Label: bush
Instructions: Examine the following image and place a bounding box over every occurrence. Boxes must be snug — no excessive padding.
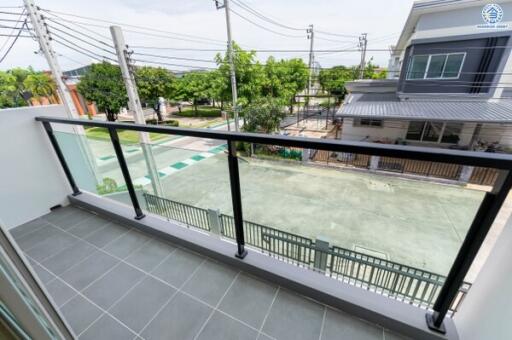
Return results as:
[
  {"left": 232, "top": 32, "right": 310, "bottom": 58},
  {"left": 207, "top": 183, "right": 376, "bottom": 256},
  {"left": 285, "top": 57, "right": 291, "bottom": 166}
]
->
[
  {"left": 146, "top": 119, "right": 179, "bottom": 127},
  {"left": 174, "top": 106, "right": 221, "bottom": 118}
]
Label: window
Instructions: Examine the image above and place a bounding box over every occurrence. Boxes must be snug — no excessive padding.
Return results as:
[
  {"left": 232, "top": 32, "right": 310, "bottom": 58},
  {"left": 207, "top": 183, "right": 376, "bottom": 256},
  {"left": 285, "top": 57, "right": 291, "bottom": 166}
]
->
[
  {"left": 406, "top": 121, "right": 463, "bottom": 144},
  {"left": 353, "top": 118, "right": 383, "bottom": 128},
  {"left": 406, "top": 53, "right": 465, "bottom": 80}
]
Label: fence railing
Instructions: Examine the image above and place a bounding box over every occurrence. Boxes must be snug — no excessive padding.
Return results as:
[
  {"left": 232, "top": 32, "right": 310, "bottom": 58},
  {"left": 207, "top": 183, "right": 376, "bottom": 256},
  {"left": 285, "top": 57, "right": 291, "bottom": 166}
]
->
[
  {"left": 143, "top": 193, "right": 469, "bottom": 314},
  {"left": 37, "top": 115, "right": 512, "bottom": 332}
]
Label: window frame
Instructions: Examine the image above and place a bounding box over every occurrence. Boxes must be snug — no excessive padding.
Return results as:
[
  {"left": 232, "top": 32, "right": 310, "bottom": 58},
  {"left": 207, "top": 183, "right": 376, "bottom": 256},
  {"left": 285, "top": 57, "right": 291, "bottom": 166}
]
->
[
  {"left": 405, "top": 121, "right": 463, "bottom": 144},
  {"left": 406, "top": 52, "right": 466, "bottom": 80},
  {"left": 353, "top": 118, "right": 384, "bottom": 128}
]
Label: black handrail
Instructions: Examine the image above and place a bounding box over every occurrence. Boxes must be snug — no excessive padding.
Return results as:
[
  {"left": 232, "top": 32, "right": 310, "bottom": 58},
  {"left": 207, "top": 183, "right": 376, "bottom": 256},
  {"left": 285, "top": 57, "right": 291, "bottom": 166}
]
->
[{"left": 35, "top": 115, "right": 512, "bottom": 334}]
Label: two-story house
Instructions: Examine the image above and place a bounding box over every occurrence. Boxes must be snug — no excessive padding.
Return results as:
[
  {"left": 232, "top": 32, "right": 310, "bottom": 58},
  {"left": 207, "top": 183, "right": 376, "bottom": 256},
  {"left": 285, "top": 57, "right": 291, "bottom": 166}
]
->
[{"left": 338, "top": 0, "right": 512, "bottom": 152}]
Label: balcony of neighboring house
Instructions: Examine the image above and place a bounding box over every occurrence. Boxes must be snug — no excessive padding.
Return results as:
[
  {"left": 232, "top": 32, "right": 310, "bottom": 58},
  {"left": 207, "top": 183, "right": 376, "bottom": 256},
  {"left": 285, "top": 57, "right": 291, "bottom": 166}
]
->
[{"left": 2, "top": 104, "right": 512, "bottom": 340}]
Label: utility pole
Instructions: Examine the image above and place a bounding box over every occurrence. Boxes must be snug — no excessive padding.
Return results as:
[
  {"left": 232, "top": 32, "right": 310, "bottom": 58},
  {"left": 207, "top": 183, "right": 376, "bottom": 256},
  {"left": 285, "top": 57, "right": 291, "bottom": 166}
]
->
[
  {"left": 216, "top": 0, "right": 239, "bottom": 131},
  {"left": 23, "top": 0, "right": 79, "bottom": 119},
  {"left": 110, "top": 26, "right": 163, "bottom": 197},
  {"left": 358, "top": 33, "right": 368, "bottom": 79},
  {"left": 307, "top": 24, "right": 315, "bottom": 102}
]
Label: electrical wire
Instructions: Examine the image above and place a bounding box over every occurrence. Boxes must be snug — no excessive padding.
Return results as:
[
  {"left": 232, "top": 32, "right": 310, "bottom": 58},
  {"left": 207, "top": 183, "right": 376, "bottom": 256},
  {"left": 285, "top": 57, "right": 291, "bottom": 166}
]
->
[
  {"left": 42, "top": 12, "right": 112, "bottom": 40},
  {"left": 132, "top": 52, "right": 217, "bottom": 64},
  {"left": 230, "top": 0, "right": 305, "bottom": 31},
  {"left": 52, "top": 37, "right": 117, "bottom": 63},
  {"left": 131, "top": 58, "right": 217, "bottom": 70},
  {"left": 43, "top": 16, "right": 114, "bottom": 48},
  {"left": 229, "top": 8, "right": 305, "bottom": 38},
  {"left": 0, "top": 18, "right": 27, "bottom": 63},
  {"left": 0, "top": 9, "right": 25, "bottom": 56},
  {"left": 40, "top": 8, "right": 226, "bottom": 44},
  {"left": 46, "top": 24, "right": 116, "bottom": 55}
]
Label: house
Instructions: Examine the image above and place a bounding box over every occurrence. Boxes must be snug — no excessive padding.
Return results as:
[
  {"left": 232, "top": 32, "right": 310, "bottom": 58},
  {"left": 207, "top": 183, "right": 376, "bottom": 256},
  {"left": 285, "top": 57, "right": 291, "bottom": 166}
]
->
[{"left": 338, "top": 0, "right": 512, "bottom": 151}]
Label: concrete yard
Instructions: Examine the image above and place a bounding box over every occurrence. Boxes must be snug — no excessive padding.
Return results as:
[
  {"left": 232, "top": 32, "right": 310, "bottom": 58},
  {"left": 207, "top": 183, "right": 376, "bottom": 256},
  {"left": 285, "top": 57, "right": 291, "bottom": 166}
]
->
[{"left": 153, "top": 152, "right": 483, "bottom": 276}]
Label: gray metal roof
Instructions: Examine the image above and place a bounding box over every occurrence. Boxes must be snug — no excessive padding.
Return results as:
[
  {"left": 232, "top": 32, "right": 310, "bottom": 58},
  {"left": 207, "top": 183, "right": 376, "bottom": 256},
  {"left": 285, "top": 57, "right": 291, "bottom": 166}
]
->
[{"left": 337, "top": 93, "right": 512, "bottom": 123}]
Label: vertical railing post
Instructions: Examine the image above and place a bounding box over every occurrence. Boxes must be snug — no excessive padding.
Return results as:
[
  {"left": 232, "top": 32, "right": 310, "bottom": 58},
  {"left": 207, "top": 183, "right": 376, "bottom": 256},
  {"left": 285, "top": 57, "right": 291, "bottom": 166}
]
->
[
  {"left": 227, "top": 140, "right": 247, "bottom": 259},
  {"left": 426, "top": 170, "right": 512, "bottom": 333},
  {"left": 108, "top": 128, "right": 145, "bottom": 220},
  {"left": 42, "top": 121, "right": 81, "bottom": 196}
]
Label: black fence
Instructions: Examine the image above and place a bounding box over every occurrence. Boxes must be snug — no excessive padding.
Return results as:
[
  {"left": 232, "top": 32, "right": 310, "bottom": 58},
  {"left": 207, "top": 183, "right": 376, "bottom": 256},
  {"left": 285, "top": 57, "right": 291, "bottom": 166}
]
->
[
  {"left": 143, "top": 193, "right": 469, "bottom": 314},
  {"left": 38, "top": 115, "right": 512, "bottom": 332}
]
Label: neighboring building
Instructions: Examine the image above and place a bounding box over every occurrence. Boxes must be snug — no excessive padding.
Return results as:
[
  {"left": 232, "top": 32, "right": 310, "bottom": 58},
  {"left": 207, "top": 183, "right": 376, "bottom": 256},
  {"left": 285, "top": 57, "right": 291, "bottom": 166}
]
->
[
  {"left": 338, "top": 0, "right": 512, "bottom": 151},
  {"left": 62, "top": 65, "right": 98, "bottom": 116}
]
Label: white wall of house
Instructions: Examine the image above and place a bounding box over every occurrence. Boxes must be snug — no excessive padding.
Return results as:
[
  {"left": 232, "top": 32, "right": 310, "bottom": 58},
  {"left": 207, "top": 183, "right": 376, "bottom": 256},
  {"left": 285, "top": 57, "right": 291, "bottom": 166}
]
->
[
  {"left": 454, "top": 213, "right": 512, "bottom": 340},
  {"left": 0, "top": 105, "right": 73, "bottom": 229},
  {"left": 340, "top": 119, "right": 408, "bottom": 142},
  {"left": 459, "top": 122, "right": 477, "bottom": 146},
  {"left": 479, "top": 123, "right": 512, "bottom": 146}
]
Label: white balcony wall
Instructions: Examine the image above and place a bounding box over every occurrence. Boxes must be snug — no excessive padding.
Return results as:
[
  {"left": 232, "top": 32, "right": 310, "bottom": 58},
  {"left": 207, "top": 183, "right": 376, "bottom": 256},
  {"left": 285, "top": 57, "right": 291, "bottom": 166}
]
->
[
  {"left": 0, "top": 105, "right": 75, "bottom": 228},
  {"left": 455, "top": 213, "right": 512, "bottom": 340},
  {"left": 340, "top": 119, "right": 408, "bottom": 142}
]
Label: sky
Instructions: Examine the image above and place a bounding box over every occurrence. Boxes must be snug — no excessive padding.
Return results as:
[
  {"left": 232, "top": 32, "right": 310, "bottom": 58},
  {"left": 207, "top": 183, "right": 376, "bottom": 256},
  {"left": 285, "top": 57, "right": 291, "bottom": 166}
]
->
[{"left": 0, "top": 0, "right": 415, "bottom": 72}]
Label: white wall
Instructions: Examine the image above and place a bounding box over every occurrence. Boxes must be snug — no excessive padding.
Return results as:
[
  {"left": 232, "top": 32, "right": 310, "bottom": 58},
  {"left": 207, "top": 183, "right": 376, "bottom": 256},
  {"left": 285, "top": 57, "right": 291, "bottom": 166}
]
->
[
  {"left": 340, "top": 119, "right": 408, "bottom": 142},
  {"left": 479, "top": 123, "right": 512, "bottom": 146},
  {"left": 454, "top": 213, "right": 512, "bottom": 340},
  {"left": 0, "top": 105, "right": 71, "bottom": 229}
]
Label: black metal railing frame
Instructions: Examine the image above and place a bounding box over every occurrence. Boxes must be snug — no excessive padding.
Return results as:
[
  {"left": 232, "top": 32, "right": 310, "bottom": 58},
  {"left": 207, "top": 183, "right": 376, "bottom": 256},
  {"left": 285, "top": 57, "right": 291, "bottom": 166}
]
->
[{"left": 36, "top": 116, "right": 512, "bottom": 334}]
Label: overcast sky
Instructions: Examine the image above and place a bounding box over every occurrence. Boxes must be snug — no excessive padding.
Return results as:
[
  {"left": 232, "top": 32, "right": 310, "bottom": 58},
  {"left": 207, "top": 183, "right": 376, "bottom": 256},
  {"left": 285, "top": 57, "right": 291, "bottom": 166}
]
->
[{"left": 0, "top": 0, "right": 414, "bottom": 72}]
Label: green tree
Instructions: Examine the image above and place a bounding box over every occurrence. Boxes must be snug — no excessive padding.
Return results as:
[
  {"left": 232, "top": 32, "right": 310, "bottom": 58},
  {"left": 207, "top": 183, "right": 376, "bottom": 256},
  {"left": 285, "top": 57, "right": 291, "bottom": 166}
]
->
[
  {"left": 175, "top": 71, "right": 211, "bottom": 115},
  {"left": 215, "top": 43, "right": 266, "bottom": 107},
  {"left": 135, "top": 66, "right": 176, "bottom": 105},
  {"left": 242, "top": 97, "right": 286, "bottom": 134},
  {"left": 77, "top": 62, "right": 127, "bottom": 121},
  {"left": 262, "top": 57, "right": 309, "bottom": 113},
  {"left": 0, "top": 71, "right": 17, "bottom": 108},
  {"left": 318, "top": 65, "right": 357, "bottom": 100},
  {"left": 23, "top": 72, "right": 57, "bottom": 102},
  {"left": 8, "top": 67, "right": 35, "bottom": 106}
]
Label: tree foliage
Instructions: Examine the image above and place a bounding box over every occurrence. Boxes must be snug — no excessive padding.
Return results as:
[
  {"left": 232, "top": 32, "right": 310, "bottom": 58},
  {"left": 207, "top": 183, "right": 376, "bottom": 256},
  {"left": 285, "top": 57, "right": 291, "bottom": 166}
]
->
[
  {"left": 135, "top": 66, "right": 176, "bottom": 105},
  {"left": 0, "top": 67, "right": 58, "bottom": 108},
  {"left": 175, "top": 72, "right": 211, "bottom": 114},
  {"left": 242, "top": 97, "right": 286, "bottom": 134},
  {"left": 23, "top": 72, "right": 57, "bottom": 99},
  {"left": 77, "top": 62, "right": 127, "bottom": 121}
]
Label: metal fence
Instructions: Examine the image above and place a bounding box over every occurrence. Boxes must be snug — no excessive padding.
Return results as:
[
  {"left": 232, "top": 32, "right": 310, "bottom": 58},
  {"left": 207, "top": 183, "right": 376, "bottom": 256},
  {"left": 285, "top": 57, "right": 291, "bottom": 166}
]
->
[
  {"left": 143, "top": 193, "right": 469, "bottom": 314},
  {"left": 143, "top": 192, "right": 210, "bottom": 231}
]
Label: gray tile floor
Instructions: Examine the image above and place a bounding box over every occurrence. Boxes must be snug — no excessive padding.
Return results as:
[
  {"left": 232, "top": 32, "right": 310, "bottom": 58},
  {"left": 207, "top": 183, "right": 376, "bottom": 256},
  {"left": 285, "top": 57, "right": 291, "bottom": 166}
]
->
[{"left": 11, "top": 205, "right": 411, "bottom": 340}]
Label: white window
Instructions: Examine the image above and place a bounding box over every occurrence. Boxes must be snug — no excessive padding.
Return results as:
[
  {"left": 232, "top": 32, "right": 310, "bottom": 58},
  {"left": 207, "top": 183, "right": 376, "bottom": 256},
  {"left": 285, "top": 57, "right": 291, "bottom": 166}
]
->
[{"left": 406, "top": 53, "right": 466, "bottom": 80}]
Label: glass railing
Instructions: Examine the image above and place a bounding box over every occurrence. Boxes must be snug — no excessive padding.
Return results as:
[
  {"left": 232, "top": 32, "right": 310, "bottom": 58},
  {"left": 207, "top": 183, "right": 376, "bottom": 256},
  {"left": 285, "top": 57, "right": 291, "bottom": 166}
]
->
[{"left": 37, "top": 116, "right": 512, "bottom": 334}]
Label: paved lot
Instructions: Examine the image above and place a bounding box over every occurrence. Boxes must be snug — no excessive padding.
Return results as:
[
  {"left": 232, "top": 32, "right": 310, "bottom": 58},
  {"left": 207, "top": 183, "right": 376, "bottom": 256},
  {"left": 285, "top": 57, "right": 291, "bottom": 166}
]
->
[{"left": 154, "top": 154, "right": 484, "bottom": 276}]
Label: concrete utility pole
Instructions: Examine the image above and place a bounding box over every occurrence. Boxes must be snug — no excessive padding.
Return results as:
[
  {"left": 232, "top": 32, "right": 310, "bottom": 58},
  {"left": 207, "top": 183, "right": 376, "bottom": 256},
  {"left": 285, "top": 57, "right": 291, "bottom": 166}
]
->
[
  {"left": 23, "top": 0, "right": 79, "bottom": 119},
  {"left": 358, "top": 33, "right": 368, "bottom": 79},
  {"left": 307, "top": 24, "right": 315, "bottom": 100},
  {"left": 110, "top": 26, "right": 163, "bottom": 197},
  {"left": 216, "top": 0, "right": 239, "bottom": 131}
]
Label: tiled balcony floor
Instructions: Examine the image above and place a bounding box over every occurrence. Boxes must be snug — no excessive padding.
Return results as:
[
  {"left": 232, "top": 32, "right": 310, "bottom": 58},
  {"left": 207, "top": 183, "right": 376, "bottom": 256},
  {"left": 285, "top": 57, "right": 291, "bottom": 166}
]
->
[{"left": 11, "top": 205, "right": 409, "bottom": 340}]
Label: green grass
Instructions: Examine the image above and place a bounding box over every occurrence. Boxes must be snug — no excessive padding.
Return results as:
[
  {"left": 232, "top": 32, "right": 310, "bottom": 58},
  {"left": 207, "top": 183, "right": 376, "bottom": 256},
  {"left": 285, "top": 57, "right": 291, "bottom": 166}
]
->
[
  {"left": 85, "top": 127, "right": 167, "bottom": 144},
  {"left": 175, "top": 106, "right": 222, "bottom": 118}
]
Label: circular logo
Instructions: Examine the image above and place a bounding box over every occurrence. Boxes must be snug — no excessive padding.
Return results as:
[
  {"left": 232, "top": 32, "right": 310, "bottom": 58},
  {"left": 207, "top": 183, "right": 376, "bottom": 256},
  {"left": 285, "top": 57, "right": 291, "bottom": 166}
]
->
[{"left": 482, "top": 3, "right": 504, "bottom": 24}]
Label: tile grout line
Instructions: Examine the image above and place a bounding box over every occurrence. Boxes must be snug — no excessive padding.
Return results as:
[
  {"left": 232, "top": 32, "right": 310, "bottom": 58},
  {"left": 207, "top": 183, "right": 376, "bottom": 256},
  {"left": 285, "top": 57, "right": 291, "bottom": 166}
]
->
[
  {"left": 317, "top": 306, "right": 327, "bottom": 340},
  {"left": 192, "top": 271, "right": 241, "bottom": 340},
  {"left": 256, "top": 286, "right": 280, "bottom": 340},
  {"left": 137, "top": 258, "right": 208, "bottom": 339}
]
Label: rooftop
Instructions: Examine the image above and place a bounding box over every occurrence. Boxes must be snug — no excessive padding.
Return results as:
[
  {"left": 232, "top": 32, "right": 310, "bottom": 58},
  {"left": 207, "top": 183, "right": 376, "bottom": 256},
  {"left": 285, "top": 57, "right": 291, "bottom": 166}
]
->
[
  {"left": 338, "top": 92, "right": 512, "bottom": 123},
  {"left": 12, "top": 205, "right": 408, "bottom": 340}
]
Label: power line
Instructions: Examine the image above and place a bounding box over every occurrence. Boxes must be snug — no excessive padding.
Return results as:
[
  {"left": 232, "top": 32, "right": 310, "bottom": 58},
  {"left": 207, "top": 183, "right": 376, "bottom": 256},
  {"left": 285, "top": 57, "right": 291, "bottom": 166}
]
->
[
  {"left": 44, "top": 16, "right": 114, "bottom": 48},
  {"left": 315, "top": 29, "right": 360, "bottom": 38},
  {"left": 132, "top": 52, "right": 217, "bottom": 64},
  {"left": 46, "top": 23, "right": 116, "bottom": 55},
  {"left": 0, "top": 18, "right": 27, "bottom": 64},
  {"left": 131, "top": 58, "right": 217, "bottom": 71},
  {"left": 0, "top": 9, "right": 26, "bottom": 56},
  {"left": 52, "top": 37, "right": 117, "bottom": 63},
  {"left": 40, "top": 8, "right": 226, "bottom": 44},
  {"left": 229, "top": 7, "right": 305, "bottom": 38},
  {"left": 230, "top": 0, "right": 305, "bottom": 31},
  {"left": 42, "top": 12, "right": 112, "bottom": 40}
]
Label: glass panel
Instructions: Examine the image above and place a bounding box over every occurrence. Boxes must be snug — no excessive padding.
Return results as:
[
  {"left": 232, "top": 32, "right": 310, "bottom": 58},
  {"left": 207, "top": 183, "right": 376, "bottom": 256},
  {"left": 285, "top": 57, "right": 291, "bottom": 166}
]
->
[
  {"left": 241, "top": 143, "right": 485, "bottom": 311},
  {"left": 443, "top": 53, "right": 465, "bottom": 78},
  {"left": 407, "top": 55, "right": 428, "bottom": 79},
  {"left": 426, "top": 55, "right": 447, "bottom": 79},
  {"left": 422, "top": 121, "right": 443, "bottom": 142},
  {"left": 406, "top": 121, "right": 425, "bottom": 140},
  {"left": 441, "top": 123, "right": 463, "bottom": 143},
  {"left": 132, "top": 137, "right": 233, "bottom": 233},
  {"left": 53, "top": 128, "right": 132, "bottom": 207}
]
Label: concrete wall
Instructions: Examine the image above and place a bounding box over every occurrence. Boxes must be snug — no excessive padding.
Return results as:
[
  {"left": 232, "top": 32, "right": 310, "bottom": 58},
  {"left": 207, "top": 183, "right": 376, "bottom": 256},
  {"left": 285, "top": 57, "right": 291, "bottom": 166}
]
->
[
  {"left": 0, "top": 105, "right": 72, "bottom": 228},
  {"left": 454, "top": 214, "right": 512, "bottom": 340},
  {"left": 340, "top": 119, "right": 408, "bottom": 142}
]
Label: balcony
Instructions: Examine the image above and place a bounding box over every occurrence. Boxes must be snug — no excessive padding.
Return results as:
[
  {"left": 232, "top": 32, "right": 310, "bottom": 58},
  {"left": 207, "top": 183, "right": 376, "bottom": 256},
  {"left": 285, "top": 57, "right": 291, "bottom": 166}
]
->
[
  {"left": 11, "top": 205, "right": 408, "bottom": 340},
  {"left": 2, "top": 105, "right": 512, "bottom": 340}
]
